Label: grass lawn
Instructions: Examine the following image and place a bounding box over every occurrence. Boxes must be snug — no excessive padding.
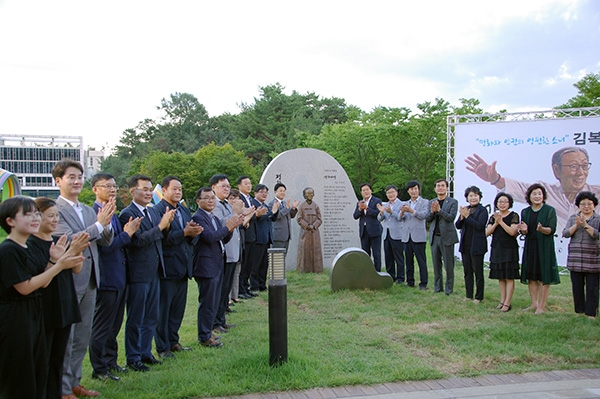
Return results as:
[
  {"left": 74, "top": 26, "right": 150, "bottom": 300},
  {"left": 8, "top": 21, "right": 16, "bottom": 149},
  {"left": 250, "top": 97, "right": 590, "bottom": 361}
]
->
[{"left": 78, "top": 260, "right": 600, "bottom": 399}]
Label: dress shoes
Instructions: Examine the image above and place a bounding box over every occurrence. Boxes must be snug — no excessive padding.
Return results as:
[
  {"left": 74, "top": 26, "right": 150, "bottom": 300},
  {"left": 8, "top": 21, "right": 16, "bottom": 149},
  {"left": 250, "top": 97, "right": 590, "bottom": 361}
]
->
[
  {"left": 109, "top": 364, "right": 129, "bottom": 374},
  {"left": 213, "top": 325, "right": 229, "bottom": 333},
  {"left": 141, "top": 355, "right": 163, "bottom": 365},
  {"left": 92, "top": 370, "right": 120, "bottom": 381},
  {"left": 226, "top": 307, "right": 237, "bottom": 313},
  {"left": 248, "top": 291, "right": 259, "bottom": 297},
  {"left": 72, "top": 385, "right": 100, "bottom": 397},
  {"left": 212, "top": 334, "right": 221, "bottom": 340},
  {"left": 238, "top": 293, "right": 253, "bottom": 299},
  {"left": 231, "top": 298, "right": 244, "bottom": 303},
  {"left": 127, "top": 361, "right": 150, "bottom": 372},
  {"left": 201, "top": 337, "right": 223, "bottom": 347},
  {"left": 158, "top": 350, "right": 175, "bottom": 359},
  {"left": 223, "top": 323, "right": 237, "bottom": 329},
  {"left": 171, "top": 343, "right": 193, "bottom": 352}
]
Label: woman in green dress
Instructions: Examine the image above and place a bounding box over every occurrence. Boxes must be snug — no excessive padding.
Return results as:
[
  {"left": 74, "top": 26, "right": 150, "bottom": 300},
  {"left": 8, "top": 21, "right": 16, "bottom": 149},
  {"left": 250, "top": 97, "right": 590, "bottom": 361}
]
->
[{"left": 518, "top": 183, "right": 560, "bottom": 314}]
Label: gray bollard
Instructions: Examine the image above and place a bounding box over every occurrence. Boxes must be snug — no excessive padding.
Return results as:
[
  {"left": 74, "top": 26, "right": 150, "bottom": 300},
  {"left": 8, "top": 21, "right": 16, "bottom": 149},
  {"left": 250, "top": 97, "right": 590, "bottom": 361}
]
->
[{"left": 268, "top": 248, "right": 287, "bottom": 366}]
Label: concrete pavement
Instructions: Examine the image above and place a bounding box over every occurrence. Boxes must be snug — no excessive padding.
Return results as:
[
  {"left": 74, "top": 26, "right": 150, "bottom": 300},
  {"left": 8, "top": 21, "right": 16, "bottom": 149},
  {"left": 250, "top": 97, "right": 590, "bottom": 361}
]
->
[{"left": 218, "top": 368, "right": 600, "bottom": 399}]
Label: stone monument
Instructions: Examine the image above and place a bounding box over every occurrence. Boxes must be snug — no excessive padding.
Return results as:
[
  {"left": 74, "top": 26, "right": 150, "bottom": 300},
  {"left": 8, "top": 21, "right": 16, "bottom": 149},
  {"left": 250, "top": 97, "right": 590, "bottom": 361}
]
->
[
  {"left": 330, "top": 248, "right": 394, "bottom": 291},
  {"left": 261, "top": 148, "right": 360, "bottom": 270}
]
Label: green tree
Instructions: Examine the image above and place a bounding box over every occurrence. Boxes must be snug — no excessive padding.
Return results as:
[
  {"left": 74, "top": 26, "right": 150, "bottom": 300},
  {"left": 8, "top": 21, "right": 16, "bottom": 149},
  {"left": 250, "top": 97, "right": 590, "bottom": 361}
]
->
[
  {"left": 301, "top": 98, "right": 472, "bottom": 199},
  {"left": 128, "top": 143, "right": 258, "bottom": 204},
  {"left": 103, "top": 93, "right": 229, "bottom": 182},
  {"left": 559, "top": 72, "right": 600, "bottom": 108},
  {"left": 227, "top": 83, "right": 349, "bottom": 167}
]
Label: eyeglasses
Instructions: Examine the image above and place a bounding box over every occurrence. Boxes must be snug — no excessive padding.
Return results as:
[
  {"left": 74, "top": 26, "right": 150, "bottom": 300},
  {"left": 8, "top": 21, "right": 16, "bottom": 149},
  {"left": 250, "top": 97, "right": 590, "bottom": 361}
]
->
[
  {"left": 96, "top": 184, "right": 118, "bottom": 190},
  {"left": 579, "top": 202, "right": 595, "bottom": 208},
  {"left": 24, "top": 211, "right": 43, "bottom": 219},
  {"left": 561, "top": 163, "right": 591, "bottom": 172}
]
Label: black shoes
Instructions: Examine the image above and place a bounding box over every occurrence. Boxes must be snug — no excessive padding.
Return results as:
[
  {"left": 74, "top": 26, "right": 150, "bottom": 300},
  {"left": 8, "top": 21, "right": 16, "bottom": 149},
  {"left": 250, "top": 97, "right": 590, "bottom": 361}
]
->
[
  {"left": 141, "top": 356, "right": 163, "bottom": 365},
  {"left": 127, "top": 361, "right": 150, "bottom": 372},
  {"left": 92, "top": 371, "right": 120, "bottom": 381}
]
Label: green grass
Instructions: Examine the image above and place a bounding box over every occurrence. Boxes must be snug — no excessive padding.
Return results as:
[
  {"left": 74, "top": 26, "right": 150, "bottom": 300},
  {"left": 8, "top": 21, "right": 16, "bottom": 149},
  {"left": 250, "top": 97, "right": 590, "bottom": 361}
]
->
[{"left": 78, "top": 262, "right": 600, "bottom": 399}]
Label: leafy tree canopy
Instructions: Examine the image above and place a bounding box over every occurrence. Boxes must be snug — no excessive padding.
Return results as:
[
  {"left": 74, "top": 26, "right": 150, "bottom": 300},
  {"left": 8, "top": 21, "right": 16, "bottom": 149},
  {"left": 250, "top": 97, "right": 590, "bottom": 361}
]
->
[
  {"left": 126, "top": 143, "right": 258, "bottom": 205},
  {"left": 559, "top": 72, "right": 600, "bottom": 108},
  {"left": 226, "top": 83, "right": 349, "bottom": 168}
]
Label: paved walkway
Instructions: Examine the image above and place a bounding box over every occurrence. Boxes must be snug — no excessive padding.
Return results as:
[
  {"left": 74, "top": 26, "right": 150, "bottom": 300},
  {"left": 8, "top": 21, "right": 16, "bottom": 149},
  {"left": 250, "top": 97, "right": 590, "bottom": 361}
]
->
[{"left": 218, "top": 368, "right": 600, "bottom": 399}]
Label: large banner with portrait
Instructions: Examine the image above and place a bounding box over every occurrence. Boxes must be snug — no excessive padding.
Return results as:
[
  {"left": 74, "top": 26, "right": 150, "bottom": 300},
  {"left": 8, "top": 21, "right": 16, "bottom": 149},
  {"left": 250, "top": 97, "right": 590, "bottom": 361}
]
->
[{"left": 453, "top": 115, "right": 600, "bottom": 266}]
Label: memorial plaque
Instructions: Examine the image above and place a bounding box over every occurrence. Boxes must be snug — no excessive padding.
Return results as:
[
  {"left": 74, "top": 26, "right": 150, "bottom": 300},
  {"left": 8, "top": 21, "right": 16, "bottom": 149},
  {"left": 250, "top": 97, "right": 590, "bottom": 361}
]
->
[{"left": 261, "top": 148, "right": 360, "bottom": 269}]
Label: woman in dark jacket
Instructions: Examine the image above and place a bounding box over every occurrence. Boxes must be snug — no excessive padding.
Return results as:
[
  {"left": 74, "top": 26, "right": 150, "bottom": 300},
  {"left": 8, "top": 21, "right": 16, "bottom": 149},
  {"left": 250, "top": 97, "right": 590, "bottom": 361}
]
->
[{"left": 455, "top": 186, "right": 488, "bottom": 303}]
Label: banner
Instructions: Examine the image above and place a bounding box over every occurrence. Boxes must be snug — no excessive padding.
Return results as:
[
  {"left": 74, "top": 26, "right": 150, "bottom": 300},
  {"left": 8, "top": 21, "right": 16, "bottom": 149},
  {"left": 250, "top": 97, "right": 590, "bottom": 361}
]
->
[{"left": 453, "top": 116, "right": 600, "bottom": 266}]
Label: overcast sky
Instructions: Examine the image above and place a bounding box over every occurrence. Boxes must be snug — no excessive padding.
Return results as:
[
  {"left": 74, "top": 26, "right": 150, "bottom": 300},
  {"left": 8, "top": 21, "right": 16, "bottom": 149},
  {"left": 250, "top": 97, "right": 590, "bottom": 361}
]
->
[{"left": 0, "top": 0, "right": 598, "bottom": 152}]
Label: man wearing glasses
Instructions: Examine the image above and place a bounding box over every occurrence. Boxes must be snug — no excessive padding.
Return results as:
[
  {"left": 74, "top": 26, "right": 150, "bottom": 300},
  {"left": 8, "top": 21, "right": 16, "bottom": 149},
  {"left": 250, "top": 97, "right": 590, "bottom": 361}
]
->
[
  {"left": 192, "top": 187, "right": 244, "bottom": 347},
  {"left": 89, "top": 173, "right": 141, "bottom": 382},
  {"left": 119, "top": 175, "right": 175, "bottom": 371}
]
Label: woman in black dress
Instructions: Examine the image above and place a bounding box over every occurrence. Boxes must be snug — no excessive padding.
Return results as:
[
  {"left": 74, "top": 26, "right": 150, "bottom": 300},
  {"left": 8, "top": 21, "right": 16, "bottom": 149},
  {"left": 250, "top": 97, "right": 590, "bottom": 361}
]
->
[
  {"left": 28, "top": 197, "right": 86, "bottom": 399},
  {"left": 486, "top": 193, "right": 520, "bottom": 312},
  {"left": 0, "top": 196, "right": 84, "bottom": 399}
]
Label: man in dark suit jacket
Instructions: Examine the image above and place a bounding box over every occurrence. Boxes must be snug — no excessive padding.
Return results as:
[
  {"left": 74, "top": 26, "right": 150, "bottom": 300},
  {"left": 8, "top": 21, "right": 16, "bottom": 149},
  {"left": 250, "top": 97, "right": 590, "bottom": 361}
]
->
[
  {"left": 119, "top": 175, "right": 175, "bottom": 371},
  {"left": 237, "top": 175, "right": 257, "bottom": 299},
  {"left": 426, "top": 179, "right": 459, "bottom": 295},
  {"left": 52, "top": 159, "right": 114, "bottom": 398},
  {"left": 192, "top": 187, "right": 243, "bottom": 347},
  {"left": 89, "top": 172, "right": 141, "bottom": 382},
  {"left": 269, "top": 182, "right": 299, "bottom": 253},
  {"left": 353, "top": 183, "right": 384, "bottom": 271},
  {"left": 153, "top": 176, "right": 202, "bottom": 358},
  {"left": 249, "top": 184, "right": 273, "bottom": 292}
]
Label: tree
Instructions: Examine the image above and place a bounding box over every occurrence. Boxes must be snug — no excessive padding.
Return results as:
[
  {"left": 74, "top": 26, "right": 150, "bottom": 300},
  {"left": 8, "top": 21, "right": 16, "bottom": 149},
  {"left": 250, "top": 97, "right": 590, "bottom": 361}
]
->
[
  {"left": 559, "top": 72, "right": 600, "bottom": 108},
  {"left": 103, "top": 93, "right": 231, "bottom": 182},
  {"left": 226, "top": 83, "right": 349, "bottom": 167},
  {"left": 128, "top": 143, "right": 259, "bottom": 204}
]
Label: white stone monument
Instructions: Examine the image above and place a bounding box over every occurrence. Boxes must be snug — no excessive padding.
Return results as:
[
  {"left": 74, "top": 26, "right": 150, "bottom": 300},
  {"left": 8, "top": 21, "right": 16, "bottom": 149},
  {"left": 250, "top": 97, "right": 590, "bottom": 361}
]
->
[{"left": 261, "top": 148, "right": 360, "bottom": 270}]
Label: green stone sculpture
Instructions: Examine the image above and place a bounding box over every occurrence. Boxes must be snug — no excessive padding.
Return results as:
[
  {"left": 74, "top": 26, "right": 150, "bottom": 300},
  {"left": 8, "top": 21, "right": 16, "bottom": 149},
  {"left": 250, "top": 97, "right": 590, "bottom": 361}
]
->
[{"left": 330, "top": 248, "right": 394, "bottom": 291}]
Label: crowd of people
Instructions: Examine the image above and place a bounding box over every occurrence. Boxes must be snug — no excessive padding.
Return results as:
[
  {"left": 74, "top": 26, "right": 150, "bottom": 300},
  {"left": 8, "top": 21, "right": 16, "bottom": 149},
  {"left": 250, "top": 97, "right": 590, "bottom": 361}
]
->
[
  {"left": 355, "top": 178, "right": 600, "bottom": 318},
  {"left": 2, "top": 156, "right": 599, "bottom": 399},
  {"left": 0, "top": 159, "right": 304, "bottom": 399}
]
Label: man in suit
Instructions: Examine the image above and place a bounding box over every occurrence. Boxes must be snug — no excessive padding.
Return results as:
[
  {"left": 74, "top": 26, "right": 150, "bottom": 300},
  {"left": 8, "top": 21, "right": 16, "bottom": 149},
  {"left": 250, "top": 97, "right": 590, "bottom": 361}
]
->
[
  {"left": 353, "top": 183, "right": 383, "bottom": 271},
  {"left": 52, "top": 159, "right": 114, "bottom": 399},
  {"left": 211, "top": 174, "right": 244, "bottom": 333},
  {"left": 119, "top": 175, "right": 175, "bottom": 372},
  {"left": 237, "top": 175, "right": 257, "bottom": 299},
  {"left": 89, "top": 172, "right": 141, "bottom": 382},
  {"left": 269, "top": 182, "right": 299, "bottom": 254},
  {"left": 377, "top": 185, "right": 405, "bottom": 283},
  {"left": 153, "top": 176, "right": 203, "bottom": 359},
  {"left": 400, "top": 180, "right": 430, "bottom": 290},
  {"left": 249, "top": 184, "right": 273, "bottom": 292},
  {"left": 426, "top": 179, "right": 459, "bottom": 295},
  {"left": 192, "top": 187, "right": 244, "bottom": 347}
]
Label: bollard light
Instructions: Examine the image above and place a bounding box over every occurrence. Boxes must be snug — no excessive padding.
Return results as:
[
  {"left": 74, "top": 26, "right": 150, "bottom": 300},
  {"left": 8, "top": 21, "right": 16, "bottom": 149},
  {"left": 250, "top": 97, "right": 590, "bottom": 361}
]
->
[{"left": 268, "top": 248, "right": 287, "bottom": 366}]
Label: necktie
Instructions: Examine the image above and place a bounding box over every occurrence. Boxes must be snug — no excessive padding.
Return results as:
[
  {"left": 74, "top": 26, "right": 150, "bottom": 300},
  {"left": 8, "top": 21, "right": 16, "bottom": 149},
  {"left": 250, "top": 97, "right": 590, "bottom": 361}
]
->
[
  {"left": 175, "top": 207, "right": 184, "bottom": 228},
  {"left": 143, "top": 208, "right": 152, "bottom": 223}
]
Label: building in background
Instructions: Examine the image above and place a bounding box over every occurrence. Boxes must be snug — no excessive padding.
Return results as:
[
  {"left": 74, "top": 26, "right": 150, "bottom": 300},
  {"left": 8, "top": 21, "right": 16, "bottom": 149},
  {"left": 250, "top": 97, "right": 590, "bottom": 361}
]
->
[{"left": 0, "top": 134, "right": 93, "bottom": 198}]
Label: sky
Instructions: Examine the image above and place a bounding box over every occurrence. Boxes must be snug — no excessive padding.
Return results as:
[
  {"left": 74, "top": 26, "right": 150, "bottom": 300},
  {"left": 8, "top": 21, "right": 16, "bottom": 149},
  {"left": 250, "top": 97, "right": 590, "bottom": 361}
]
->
[{"left": 0, "top": 0, "right": 599, "bottom": 152}]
